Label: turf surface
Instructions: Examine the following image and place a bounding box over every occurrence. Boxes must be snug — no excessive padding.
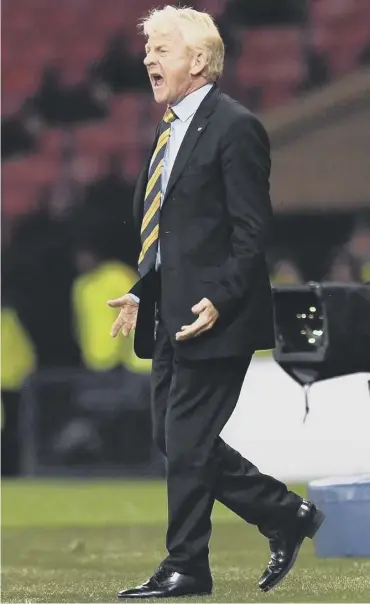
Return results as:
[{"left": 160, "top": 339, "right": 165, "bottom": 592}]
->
[{"left": 2, "top": 480, "right": 370, "bottom": 602}]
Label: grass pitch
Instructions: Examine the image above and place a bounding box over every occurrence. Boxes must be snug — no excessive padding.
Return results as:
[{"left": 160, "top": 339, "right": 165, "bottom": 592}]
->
[{"left": 2, "top": 480, "right": 370, "bottom": 603}]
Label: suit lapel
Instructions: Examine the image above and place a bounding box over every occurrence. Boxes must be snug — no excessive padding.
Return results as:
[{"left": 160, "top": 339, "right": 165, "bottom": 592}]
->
[
  {"left": 132, "top": 166, "right": 147, "bottom": 230},
  {"left": 134, "top": 86, "right": 221, "bottom": 223},
  {"left": 162, "top": 85, "right": 221, "bottom": 205}
]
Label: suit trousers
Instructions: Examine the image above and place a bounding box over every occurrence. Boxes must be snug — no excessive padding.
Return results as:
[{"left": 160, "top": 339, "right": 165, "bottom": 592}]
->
[{"left": 151, "top": 316, "right": 302, "bottom": 574}]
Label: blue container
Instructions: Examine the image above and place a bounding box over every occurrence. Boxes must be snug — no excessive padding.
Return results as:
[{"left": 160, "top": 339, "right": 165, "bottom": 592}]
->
[{"left": 308, "top": 475, "right": 370, "bottom": 557}]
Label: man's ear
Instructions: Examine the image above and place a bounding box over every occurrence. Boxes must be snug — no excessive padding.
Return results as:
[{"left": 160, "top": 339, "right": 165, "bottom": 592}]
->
[{"left": 190, "top": 51, "right": 207, "bottom": 76}]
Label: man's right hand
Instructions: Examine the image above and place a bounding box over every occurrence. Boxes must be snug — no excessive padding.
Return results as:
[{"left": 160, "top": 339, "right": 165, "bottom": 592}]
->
[{"left": 107, "top": 295, "right": 139, "bottom": 337}]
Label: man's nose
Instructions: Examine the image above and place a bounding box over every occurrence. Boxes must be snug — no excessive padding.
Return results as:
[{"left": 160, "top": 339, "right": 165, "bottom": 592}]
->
[{"left": 143, "top": 53, "right": 154, "bottom": 66}]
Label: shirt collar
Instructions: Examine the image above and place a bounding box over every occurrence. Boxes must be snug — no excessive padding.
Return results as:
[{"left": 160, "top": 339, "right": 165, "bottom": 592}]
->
[{"left": 171, "top": 83, "right": 214, "bottom": 123}]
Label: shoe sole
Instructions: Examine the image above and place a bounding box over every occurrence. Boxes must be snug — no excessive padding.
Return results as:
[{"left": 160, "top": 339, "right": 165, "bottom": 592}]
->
[{"left": 259, "top": 508, "right": 325, "bottom": 593}]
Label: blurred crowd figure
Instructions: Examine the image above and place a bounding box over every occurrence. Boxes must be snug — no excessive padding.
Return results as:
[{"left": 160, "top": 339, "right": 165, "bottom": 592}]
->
[
  {"left": 2, "top": 147, "right": 143, "bottom": 371},
  {"left": 1, "top": 31, "right": 148, "bottom": 160},
  {"left": 270, "top": 258, "right": 303, "bottom": 285},
  {"left": 326, "top": 222, "right": 370, "bottom": 283},
  {"left": 1, "top": 0, "right": 345, "bottom": 161},
  {"left": 269, "top": 220, "right": 370, "bottom": 286},
  {"left": 1, "top": 143, "right": 148, "bottom": 475}
]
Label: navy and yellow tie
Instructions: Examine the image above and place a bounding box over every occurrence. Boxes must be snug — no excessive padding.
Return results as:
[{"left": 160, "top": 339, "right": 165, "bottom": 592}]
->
[{"left": 138, "top": 108, "right": 178, "bottom": 277}]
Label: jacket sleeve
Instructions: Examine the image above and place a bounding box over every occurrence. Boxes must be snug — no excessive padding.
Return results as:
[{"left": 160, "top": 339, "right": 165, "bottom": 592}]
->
[
  {"left": 209, "top": 113, "right": 273, "bottom": 316},
  {"left": 129, "top": 279, "right": 142, "bottom": 300}
]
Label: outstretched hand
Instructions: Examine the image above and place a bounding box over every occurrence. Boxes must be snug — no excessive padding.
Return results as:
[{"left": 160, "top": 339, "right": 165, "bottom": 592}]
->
[
  {"left": 107, "top": 295, "right": 139, "bottom": 337},
  {"left": 175, "top": 298, "right": 219, "bottom": 341}
]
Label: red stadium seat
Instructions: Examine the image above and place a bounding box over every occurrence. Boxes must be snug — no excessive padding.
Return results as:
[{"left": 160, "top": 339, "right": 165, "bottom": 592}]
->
[
  {"left": 2, "top": 63, "right": 41, "bottom": 98},
  {"left": 237, "top": 27, "right": 304, "bottom": 104},
  {"left": 40, "top": 128, "right": 64, "bottom": 157},
  {"left": 309, "top": 0, "right": 370, "bottom": 76},
  {"left": 260, "top": 82, "right": 296, "bottom": 111},
  {"left": 199, "top": 0, "right": 228, "bottom": 16},
  {"left": 109, "top": 92, "right": 144, "bottom": 147},
  {"left": 3, "top": 0, "right": 369, "bottom": 218},
  {"left": 2, "top": 154, "right": 60, "bottom": 216}
]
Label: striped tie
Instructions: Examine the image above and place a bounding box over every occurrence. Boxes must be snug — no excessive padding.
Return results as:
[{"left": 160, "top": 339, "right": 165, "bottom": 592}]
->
[{"left": 138, "top": 107, "right": 178, "bottom": 277}]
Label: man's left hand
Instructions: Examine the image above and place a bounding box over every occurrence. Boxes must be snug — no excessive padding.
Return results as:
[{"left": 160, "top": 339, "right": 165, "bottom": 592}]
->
[{"left": 175, "top": 298, "right": 219, "bottom": 341}]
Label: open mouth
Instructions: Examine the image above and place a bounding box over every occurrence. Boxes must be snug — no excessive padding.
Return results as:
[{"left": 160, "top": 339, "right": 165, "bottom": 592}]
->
[{"left": 151, "top": 73, "right": 164, "bottom": 88}]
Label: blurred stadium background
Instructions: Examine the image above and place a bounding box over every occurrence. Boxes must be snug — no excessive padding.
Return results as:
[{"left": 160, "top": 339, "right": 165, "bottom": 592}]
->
[{"left": 2, "top": 1, "right": 370, "bottom": 601}]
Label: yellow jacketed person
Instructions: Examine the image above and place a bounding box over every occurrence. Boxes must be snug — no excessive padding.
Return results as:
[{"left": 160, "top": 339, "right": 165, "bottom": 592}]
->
[
  {"left": 1, "top": 306, "right": 36, "bottom": 432},
  {"left": 72, "top": 258, "right": 151, "bottom": 373},
  {"left": 1, "top": 306, "right": 36, "bottom": 391}
]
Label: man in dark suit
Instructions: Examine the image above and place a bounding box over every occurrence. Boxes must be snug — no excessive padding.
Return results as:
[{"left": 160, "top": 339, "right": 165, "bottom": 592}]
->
[{"left": 108, "top": 5, "right": 324, "bottom": 599}]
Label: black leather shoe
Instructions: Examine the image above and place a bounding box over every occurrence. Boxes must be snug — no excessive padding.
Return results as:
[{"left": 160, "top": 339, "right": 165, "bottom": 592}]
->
[
  {"left": 259, "top": 499, "right": 325, "bottom": 593},
  {"left": 117, "top": 566, "right": 213, "bottom": 599}
]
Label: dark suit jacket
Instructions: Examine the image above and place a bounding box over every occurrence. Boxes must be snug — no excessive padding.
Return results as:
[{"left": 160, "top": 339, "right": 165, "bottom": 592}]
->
[{"left": 130, "top": 85, "right": 275, "bottom": 360}]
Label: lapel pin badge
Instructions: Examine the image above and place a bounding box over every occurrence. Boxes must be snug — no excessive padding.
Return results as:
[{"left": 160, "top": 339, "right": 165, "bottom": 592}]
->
[{"left": 197, "top": 126, "right": 203, "bottom": 131}]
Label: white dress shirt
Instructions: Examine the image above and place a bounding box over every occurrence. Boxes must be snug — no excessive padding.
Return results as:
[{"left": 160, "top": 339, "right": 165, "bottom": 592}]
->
[
  {"left": 131, "top": 83, "right": 213, "bottom": 303},
  {"left": 160, "top": 83, "right": 213, "bottom": 202}
]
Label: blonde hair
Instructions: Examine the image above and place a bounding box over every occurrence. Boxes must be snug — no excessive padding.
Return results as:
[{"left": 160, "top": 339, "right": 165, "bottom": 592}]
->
[{"left": 139, "top": 5, "right": 224, "bottom": 82}]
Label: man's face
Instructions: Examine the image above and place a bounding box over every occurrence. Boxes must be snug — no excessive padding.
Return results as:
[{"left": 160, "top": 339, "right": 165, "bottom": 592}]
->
[{"left": 144, "top": 31, "right": 196, "bottom": 105}]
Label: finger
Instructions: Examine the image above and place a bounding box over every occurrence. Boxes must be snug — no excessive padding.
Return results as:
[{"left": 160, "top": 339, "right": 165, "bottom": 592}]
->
[
  {"left": 122, "top": 318, "right": 137, "bottom": 337},
  {"left": 121, "top": 324, "right": 131, "bottom": 337},
  {"left": 111, "top": 316, "right": 124, "bottom": 337},
  {"left": 107, "top": 297, "right": 127, "bottom": 308},
  {"left": 191, "top": 298, "right": 209, "bottom": 314},
  {"left": 176, "top": 326, "right": 204, "bottom": 341},
  {"left": 180, "top": 316, "right": 206, "bottom": 333},
  {"left": 111, "top": 324, "right": 119, "bottom": 338},
  {"left": 183, "top": 323, "right": 211, "bottom": 338},
  {"left": 176, "top": 317, "right": 208, "bottom": 341},
  {"left": 176, "top": 311, "right": 218, "bottom": 340},
  {"left": 124, "top": 311, "right": 138, "bottom": 328}
]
